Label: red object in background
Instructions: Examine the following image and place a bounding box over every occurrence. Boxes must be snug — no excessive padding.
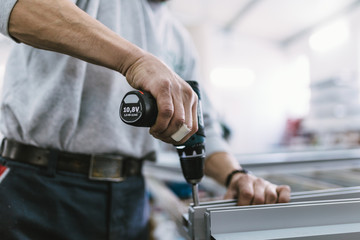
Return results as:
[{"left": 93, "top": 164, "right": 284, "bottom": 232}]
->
[
  {"left": 0, "top": 164, "right": 9, "bottom": 182},
  {"left": 282, "top": 118, "right": 303, "bottom": 145},
  {"left": 0, "top": 164, "right": 7, "bottom": 176}
]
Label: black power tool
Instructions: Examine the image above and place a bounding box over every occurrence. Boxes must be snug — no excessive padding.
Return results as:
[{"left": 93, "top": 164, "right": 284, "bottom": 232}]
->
[{"left": 119, "top": 81, "right": 205, "bottom": 206}]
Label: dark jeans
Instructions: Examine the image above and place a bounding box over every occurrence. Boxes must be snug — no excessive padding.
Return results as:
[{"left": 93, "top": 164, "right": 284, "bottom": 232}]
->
[{"left": 0, "top": 158, "right": 150, "bottom": 240}]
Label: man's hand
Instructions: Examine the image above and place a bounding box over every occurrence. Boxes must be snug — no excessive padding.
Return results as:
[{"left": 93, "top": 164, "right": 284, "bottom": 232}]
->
[
  {"left": 125, "top": 53, "right": 198, "bottom": 145},
  {"left": 224, "top": 172, "right": 291, "bottom": 205},
  {"left": 204, "top": 152, "right": 291, "bottom": 206}
]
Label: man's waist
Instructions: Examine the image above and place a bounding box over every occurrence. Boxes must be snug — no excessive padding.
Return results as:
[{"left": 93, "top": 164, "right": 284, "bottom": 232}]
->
[{"left": 0, "top": 138, "right": 155, "bottom": 182}]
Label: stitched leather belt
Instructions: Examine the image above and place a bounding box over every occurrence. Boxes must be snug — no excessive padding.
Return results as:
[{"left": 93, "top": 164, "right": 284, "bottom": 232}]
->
[{"left": 0, "top": 138, "right": 149, "bottom": 182}]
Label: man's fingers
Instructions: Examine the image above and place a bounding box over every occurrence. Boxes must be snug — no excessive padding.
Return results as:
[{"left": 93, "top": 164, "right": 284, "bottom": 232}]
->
[
  {"left": 252, "top": 179, "right": 266, "bottom": 205},
  {"left": 172, "top": 86, "right": 198, "bottom": 144},
  {"left": 224, "top": 188, "right": 237, "bottom": 200},
  {"left": 149, "top": 88, "right": 186, "bottom": 142},
  {"left": 150, "top": 83, "right": 198, "bottom": 144},
  {"left": 276, "top": 185, "right": 291, "bottom": 203},
  {"left": 253, "top": 180, "right": 278, "bottom": 204},
  {"left": 225, "top": 173, "right": 291, "bottom": 206},
  {"left": 264, "top": 184, "right": 278, "bottom": 204},
  {"left": 237, "top": 175, "right": 254, "bottom": 206},
  {"left": 149, "top": 89, "right": 174, "bottom": 135}
]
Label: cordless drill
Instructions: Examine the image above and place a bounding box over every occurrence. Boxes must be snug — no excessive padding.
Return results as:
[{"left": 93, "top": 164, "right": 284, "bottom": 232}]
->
[{"left": 119, "top": 81, "right": 205, "bottom": 206}]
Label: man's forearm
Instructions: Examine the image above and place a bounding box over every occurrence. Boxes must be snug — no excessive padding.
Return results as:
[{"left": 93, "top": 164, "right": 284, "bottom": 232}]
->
[
  {"left": 8, "top": 0, "right": 143, "bottom": 75},
  {"left": 204, "top": 152, "right": 242, "bottom": 186}
]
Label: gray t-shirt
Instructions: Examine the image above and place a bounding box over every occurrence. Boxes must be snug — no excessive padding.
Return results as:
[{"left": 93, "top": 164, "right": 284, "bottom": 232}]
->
[{"left": 0, "top": 0, "right": 229, "bottom": 159}]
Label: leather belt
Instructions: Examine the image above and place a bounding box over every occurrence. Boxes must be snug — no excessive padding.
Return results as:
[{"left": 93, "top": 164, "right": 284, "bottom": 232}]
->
[{"left": 0, "top": 138, "right": 149, "bottom": 182}]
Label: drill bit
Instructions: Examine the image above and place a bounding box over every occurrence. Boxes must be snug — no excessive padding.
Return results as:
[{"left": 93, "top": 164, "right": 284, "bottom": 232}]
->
[{"left": 192, "top": 183, "right": 200, "bottom": 206}]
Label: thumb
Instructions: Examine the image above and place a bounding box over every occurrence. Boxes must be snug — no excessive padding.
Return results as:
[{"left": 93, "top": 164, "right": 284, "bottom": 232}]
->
[{"left": 224, "top": 186, "right": 237, "bottom": 200}]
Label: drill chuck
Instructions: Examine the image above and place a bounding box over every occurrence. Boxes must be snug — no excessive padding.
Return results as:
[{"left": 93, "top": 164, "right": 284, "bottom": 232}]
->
[{"left": 177, "top": 143, "right": 205, "bottom": 184}]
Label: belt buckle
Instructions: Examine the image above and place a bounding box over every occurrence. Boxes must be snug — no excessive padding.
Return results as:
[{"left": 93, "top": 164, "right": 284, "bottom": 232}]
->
[{"left": 89, "top": 154, "right": 125, "bottom": 182}]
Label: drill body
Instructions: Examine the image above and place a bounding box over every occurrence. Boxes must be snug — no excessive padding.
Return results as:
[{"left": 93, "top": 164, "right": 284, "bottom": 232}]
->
[{"left": 120, "top": 81, "right": 205, "bottom": 205}]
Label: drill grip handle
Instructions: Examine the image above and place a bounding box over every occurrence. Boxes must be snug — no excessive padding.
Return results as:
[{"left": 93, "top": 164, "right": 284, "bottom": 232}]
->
[
  {"left": 119, "top": 81, "right": 206, "bottom": 185},
  {"left": 119, "top": 81, "right": 205, "bottom": 142}
]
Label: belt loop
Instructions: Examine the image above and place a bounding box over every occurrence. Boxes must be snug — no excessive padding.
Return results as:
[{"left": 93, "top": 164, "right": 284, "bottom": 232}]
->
[{"left": 43, "top": 149, "right": 59, "bottom": 177}]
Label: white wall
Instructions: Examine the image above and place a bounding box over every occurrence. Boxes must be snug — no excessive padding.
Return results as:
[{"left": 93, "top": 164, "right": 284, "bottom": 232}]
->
[
  {"left": 284, "top": 8, "right": 360, "bottom": 137},
  {"left": 187, "top": 26, "right": 310, "bottom": 154},
  {"left": 180, "top": 2, "right": 360, "bottom": 154}
]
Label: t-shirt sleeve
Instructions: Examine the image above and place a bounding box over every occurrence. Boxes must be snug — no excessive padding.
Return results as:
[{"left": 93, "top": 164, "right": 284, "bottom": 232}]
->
[
  {"left": 0, "top": 0, "right": 19, "bottom": 40},
  {"left": 201, "top": 91, "right": 231, "bottom": 156}
]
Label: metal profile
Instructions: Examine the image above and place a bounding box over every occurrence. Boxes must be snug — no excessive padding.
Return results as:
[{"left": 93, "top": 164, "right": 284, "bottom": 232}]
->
[
  {"left": 184, "top": 187, "right": 360, "bottom": 240},
  {"left": 206, "top": 198, "right": 360, "bottom": 239}
]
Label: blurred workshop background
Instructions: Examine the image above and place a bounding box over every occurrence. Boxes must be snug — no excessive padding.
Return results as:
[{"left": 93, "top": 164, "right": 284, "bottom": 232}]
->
[{"left": 167, "top": 0, "right": 360, "bottom": 154}]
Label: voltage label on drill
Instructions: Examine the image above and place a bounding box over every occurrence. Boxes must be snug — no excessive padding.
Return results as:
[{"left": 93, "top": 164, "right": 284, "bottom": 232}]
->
[{"left": 120, "top": 94, "right": 143, "bottom": 123}]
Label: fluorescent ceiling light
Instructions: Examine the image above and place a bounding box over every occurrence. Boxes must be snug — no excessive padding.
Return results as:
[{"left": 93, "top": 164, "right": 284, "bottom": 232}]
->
[
  {"left": 309, "top": 19, "right": 349, "bottom": 52},
  {"left": 210, "top": 67, "right": 255, "bottom": 88}
]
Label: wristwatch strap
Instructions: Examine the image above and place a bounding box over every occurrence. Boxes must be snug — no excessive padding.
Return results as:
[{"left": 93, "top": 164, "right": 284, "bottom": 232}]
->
[{"left": 225, "top": 168, "right": 251, "bottom": 188}]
